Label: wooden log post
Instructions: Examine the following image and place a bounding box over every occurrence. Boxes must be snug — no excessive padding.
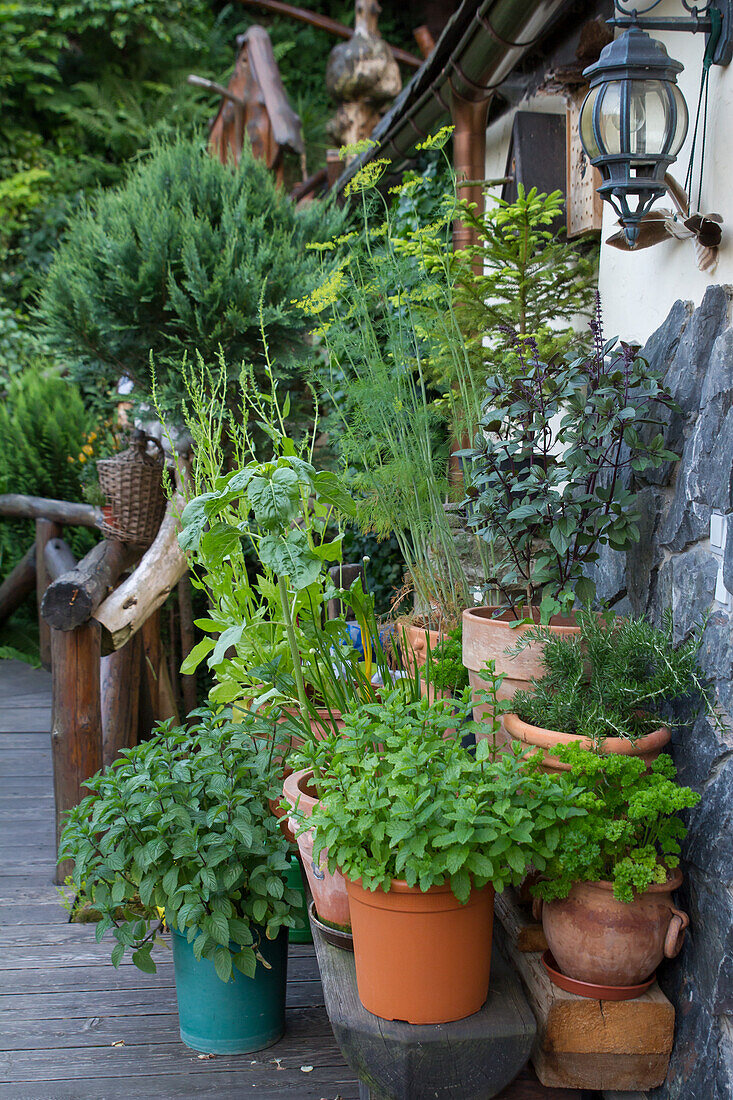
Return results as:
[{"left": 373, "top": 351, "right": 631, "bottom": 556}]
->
[
  {"left": 101, "top": 633, "right": 142, "bottom": 767},
  {"left": 51, "top": 622, "right": 103, "bottom": 884},
  {"left": 94, "top": 498, "right": 188, "bottom": 653},
  {"left": 41, "top": 540, "right": 140, "bottom": 632},
  {"left": 36, "top": 519, "right": 62, "bottom": 669},
  {"left": 141, "top": 610, "right": 180, "bottom": 728},
  {"left": 43, "top": 538, "right": 77, "bottom": 582},
  {"left": 0, "top": 543, "right": 36, "bottom": 626}
]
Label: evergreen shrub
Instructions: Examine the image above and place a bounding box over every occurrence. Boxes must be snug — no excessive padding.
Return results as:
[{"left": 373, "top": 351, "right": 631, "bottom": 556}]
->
[{"left": 40, "top": 138, "right": 346, "bottom": 414}]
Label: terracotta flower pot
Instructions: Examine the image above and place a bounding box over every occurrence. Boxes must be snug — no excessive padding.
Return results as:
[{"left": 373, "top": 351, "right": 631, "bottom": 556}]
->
[
  {"left": 397, "top": 619, "right": 445, "bottom": 670},
  {"left": 462, "top": 606, "right": 581, "bottom": 732},
  {"left": 535, "top": 871, "right": 688, "bottom": 988},
  {"left": 282, "top": 769, "right": 351, "bottom": 931},
  {"left": 502, "top": 712, "right": 671, "bottom": 772},
  {"left": 345, "top": 877, "right": 494, "bottom": 1024}
]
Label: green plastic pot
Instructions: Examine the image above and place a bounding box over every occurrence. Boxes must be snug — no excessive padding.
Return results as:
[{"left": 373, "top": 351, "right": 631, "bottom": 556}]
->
[
  {"left": 171, "top": 926, "right": 288, "bottom": 1054},
  {"left": 286, "top": 855, "right": 313, "bottom": 944}
]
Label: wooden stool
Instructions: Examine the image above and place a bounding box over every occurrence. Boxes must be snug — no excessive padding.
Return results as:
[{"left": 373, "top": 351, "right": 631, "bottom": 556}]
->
[{"left": 311, "top": 917, "right": 537, "bottom": 1100}]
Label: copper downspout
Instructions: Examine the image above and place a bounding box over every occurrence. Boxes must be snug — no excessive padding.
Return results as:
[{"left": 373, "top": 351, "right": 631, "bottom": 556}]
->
[{"left": 450, "top": 93, "right": 489, "bottom": 256}]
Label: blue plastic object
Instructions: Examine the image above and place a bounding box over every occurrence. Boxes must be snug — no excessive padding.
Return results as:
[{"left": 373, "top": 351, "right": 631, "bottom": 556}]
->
[{"left": 171, "top": 926, "right": 288, "bottom": 1054}]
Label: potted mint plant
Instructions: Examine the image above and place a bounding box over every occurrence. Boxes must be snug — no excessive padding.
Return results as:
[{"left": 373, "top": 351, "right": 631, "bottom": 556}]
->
[
  {"left": 459, "top": 305, "right": 677, "bottom": 709},
  {"left": 58, "top": 707, "right": 301, "bottom": 1054},
  {"left": 293, "top": 688, "right": 581, "bottom": 1024},
  {"left": 532, "top": 746, "right": 698, "bottom": 996}
]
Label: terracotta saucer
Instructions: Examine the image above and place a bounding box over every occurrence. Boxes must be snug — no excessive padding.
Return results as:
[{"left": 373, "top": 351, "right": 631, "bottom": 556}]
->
[
  {"left": 308, "top": 900, "right": 354, "bottom": 952},
  {"left": 541, "top": 951, "right": 655, "bottom": 1001}
]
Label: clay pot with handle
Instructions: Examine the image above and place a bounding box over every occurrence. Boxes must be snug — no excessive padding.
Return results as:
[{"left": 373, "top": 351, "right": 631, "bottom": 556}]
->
[{"left": 534, "top": 870, "right": 689, "bottom": 988}]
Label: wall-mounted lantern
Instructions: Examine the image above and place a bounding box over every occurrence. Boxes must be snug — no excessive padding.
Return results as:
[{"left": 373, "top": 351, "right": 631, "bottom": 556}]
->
[{"left": 578, "top": 1, "right": 733, "bottom": 247}]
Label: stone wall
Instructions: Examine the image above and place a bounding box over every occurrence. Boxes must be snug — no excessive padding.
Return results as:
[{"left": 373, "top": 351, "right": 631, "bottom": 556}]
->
[{"left": 589, "top": 286, "right": 733, "bottom": 1100}]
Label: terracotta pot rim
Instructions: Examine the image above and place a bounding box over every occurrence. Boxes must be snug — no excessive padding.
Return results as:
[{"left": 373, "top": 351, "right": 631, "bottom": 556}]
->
[
  {"left": 462, "top": 605, "right": 582, "bottom": 630},
  {"left": 282, "top": 768, "right": 319, "bottom": 815},
  {"left": 573, "top": 869, "right": 683, "bottom": 894},
  {"left": 503, "top": 711, "right": 671, "bottom": 753},
  {"left": 346, "top": 876, "right": 494, "bottom": 898}
]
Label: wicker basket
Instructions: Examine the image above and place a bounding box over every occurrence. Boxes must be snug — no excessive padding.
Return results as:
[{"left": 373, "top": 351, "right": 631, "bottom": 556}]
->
[{"left": 97, "top": 430, "right": 167, "bottom": 546}]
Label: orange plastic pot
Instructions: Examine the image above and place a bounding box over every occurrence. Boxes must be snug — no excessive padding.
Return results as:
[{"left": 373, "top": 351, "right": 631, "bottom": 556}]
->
[
  {"left": 345, "top": 877, "right": 494, "bottom": 1024},
  {"left": 502, "top": 712, "right": 671, "bottom": 772},
  {"left": 283, "top": 769, "right": 350, "bottom": 930}
]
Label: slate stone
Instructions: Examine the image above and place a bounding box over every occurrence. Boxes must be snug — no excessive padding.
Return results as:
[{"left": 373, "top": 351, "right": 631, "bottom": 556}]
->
[
  {"left": 626, "top": 486, "right": 667, "bottom": 616},
  {"left": 655, "top": 546, "right": 719, "bottom": 642},
  {"left": 643, "top": 289, "right": 730, "bottom": 486},
  {"left": 659, "top": 405, "right": 733, "bottom": 551},
  {"left": 586, "top": 542, "right": 626, "bottom": 607},
  {"left": 670, "top": 711, "right": 731, "bottom": 793},
  {"left": 666, "top": 285, "right": 731, "bottom": 414},
  {"left": 701, "top": 326, "right": 733, "bottom": 408},
  {"left": 641, "top": 297, "right": 693, "bottom": 379},
  {"left": 696, "top": 610, "right": 733, "bottom": 717},
  {"left": 640, "top": 292, "right": 733, "bottom": 1100}
]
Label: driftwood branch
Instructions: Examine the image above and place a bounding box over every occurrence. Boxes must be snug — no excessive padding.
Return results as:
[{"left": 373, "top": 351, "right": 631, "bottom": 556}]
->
[
  {"left": 187, "top": 74, "right": 246, "bottom": 106},
  {"left": 41, "top": 540, "right": 141, "bottom": 632},
  {"left": 94, "top": 497, "right": 187, "bottom": 653},
  {"left": 43, "top": 538, "right": 77, "bottom": 583},
  {"left": 0, "top": 543, "right": 36, "bottom": 625},
  {"left": 0, "top": 494, "right": 100, "bottom": 528}
]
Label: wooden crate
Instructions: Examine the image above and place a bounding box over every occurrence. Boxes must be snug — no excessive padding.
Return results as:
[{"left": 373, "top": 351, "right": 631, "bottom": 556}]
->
[{"left": 496, "top": 889, "right": 675, "bottom": 1092}]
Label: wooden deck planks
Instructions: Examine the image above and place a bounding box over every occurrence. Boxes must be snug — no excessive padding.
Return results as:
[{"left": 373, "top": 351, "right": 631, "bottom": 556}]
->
[{"left": 0, "top": 659, "right": 358, "bottom": 1098}]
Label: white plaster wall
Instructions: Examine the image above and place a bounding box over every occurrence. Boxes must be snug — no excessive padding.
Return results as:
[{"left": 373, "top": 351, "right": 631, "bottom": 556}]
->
[{"left": 596, "top": 1, "right": 733, "bottom": 343}]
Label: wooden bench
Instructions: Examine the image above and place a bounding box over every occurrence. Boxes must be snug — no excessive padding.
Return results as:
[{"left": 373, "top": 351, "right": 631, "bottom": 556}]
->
[
  {"left": 495, "top": 889, "right": 675, "bottom": 1092},
  {"left": 310, "top": 914, "right": 538, "bottom": 1099}
]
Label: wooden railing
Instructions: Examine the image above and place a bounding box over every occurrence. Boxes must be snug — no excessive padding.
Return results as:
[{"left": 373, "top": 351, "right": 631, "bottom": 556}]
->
[{"left": 0, "top": 494, "right": 190, "bottom": 881}]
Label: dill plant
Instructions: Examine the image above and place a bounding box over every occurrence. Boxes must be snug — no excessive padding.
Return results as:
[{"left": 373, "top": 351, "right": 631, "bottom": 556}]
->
[{"left": 297, "top": 129, "right": 492, "bottom": 627}]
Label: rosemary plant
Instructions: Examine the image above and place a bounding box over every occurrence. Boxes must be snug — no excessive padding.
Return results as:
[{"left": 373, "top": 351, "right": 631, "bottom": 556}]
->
[{"left": 511, "top": 608, "right": 719, "bottom": 744}]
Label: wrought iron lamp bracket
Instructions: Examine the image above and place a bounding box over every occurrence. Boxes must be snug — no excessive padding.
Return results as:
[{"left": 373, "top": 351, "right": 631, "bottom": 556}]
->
[{"left": 611, "top": 0, "right": 733, "bottom": 64}]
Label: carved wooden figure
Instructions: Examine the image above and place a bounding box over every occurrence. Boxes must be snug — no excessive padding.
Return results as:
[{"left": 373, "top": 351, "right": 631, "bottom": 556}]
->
[
  {"left": 326, "top": 0, "right": 401, "bottom": 151},
  {"left": 205, "top": 26, "right": 304, "bottom": 182}
]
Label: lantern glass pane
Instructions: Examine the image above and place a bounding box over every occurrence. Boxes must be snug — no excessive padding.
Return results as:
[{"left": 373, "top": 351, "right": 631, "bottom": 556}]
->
[
  {"left": 579, "top": 86, "right": 601, "bottom": 159},
  {"left": 597, "top": 81, "right": 623, "bottom": 155},
  {"left": 668, "top": 84, "right": 689, "bottom": 155},
  {"left": 627, "top": 81, "right": 670, "bottom": 156}
]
